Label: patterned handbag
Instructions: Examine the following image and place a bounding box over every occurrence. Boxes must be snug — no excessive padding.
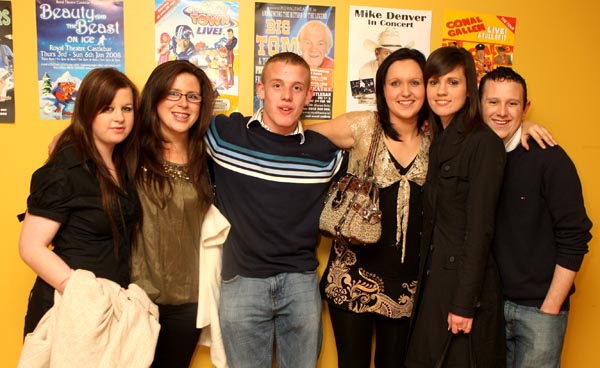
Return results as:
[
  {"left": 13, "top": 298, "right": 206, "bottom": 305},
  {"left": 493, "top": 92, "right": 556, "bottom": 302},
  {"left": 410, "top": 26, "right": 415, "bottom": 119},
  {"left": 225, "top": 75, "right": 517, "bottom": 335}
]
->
[{"left": 319, "top": 125, "right": 382, "bottom": 245}]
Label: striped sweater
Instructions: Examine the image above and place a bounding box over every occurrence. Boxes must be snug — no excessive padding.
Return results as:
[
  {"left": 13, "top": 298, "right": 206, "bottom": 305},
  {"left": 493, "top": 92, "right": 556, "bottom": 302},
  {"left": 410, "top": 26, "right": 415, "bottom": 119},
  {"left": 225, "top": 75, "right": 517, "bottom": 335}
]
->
[{"left": 205, "top": 112, "right": 344, "bottom": 279}]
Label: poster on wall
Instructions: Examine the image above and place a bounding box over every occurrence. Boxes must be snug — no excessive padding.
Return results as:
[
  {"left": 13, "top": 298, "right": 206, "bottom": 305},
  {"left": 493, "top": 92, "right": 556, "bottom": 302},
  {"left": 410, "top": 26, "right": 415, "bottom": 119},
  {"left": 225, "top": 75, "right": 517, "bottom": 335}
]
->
[
  {"left": 441, "top": 10, "right": 517, "bottom": 83},
  {"left": 347, "top": 6, "right": 431, "bottom": 111},
  {"left": 155, "top": 0, "right": 239, "bottom": 115},
  {"left": 0, "top": 0, "right": 14, "bottom": 123},
  {"left": 36, "top": 0, "right": 125, "bottom": 120},
  {"left": 255, "top": 3, "right": 335, "bottom": 120}
]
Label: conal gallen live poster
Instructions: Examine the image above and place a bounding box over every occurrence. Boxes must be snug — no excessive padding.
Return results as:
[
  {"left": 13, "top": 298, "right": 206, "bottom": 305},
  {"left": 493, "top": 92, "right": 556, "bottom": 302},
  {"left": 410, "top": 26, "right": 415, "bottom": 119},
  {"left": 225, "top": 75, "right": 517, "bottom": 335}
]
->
[{"left": 442, "top": 9, "right": 517, "bottom": 83}]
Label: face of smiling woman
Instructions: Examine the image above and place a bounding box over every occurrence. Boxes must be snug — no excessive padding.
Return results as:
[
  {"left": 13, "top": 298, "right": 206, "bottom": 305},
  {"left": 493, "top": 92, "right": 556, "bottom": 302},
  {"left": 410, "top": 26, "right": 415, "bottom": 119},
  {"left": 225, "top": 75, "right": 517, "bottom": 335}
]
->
[
  {"left": 426, "top": 65, "right": 468, "bottom": 128},
  {"left": 384, "top": 59, "right": 425, "bottom": 125},
  {"left": 157, "top": 72, "right": 201, "bottom": 142},
  {"left": 92, "top": 87, "right": 135, "bottom": 157}
]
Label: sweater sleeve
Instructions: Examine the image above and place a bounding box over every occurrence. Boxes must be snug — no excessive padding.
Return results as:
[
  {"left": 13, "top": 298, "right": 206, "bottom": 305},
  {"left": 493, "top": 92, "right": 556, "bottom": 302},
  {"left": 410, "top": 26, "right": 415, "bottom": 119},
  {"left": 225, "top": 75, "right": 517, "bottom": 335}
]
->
[{"left": 542, "top": 146, "right": 592, "bottom": 271}]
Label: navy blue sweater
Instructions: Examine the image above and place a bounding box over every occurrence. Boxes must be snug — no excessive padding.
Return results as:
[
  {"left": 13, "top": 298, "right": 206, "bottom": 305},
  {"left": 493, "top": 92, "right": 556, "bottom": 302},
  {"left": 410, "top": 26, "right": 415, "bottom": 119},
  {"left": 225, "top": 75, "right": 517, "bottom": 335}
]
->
[
  {"left": 492, "top": 140, "right": 592, "bottom": 310},
  {"left": 205, "top": 113, "right": 344, "bottom": 279}
]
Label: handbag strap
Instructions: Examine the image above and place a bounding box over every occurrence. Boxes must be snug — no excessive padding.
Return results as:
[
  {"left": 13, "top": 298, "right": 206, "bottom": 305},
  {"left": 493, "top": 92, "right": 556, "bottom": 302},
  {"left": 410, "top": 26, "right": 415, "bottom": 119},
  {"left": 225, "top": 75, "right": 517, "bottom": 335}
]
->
[
  {"left": 434, "top": 331, "right": 478, "bottom": 368},
  {"left": 363, "top": 122, "right": 383, "bottom": 179},
  {"left": 469, "top": 333, "right": 477, "bottom": 368},
  {"left": 434, "top": 332, "right": 453, "bottom": 368}
]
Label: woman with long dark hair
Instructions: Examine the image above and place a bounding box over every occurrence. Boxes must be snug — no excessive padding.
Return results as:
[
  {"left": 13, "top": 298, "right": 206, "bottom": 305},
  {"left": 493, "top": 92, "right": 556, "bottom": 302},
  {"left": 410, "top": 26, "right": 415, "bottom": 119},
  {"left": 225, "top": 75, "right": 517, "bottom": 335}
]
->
[
  {"left": 130, "top": 60, "right": 216, "bottom": 367},
  {"left": 406, "top": 46, "right": 506, "bottom": 367},
  {"left": 310, "top": 48, "right": 430, "bottom": 368},
  {"left": 19, "top": 68, "right": 140, "bottom": 336}
]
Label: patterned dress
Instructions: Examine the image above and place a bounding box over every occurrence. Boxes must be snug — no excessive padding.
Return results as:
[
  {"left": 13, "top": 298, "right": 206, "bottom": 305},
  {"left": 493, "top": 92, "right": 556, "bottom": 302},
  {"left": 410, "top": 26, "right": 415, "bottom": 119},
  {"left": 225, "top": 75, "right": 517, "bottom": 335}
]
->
[{"left": 320, "top": 111, "right": 430, "bottom": 318}]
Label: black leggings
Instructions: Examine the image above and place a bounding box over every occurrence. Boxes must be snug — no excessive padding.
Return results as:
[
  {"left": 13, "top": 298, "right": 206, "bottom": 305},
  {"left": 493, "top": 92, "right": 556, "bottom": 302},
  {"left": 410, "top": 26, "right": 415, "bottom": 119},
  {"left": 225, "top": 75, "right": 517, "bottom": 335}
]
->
[
  {"left": 328, "top": 306, "right": 410, "bottom": 368},
  {"left": 152, "top": 303, "right": 201, "bottom": 368}
]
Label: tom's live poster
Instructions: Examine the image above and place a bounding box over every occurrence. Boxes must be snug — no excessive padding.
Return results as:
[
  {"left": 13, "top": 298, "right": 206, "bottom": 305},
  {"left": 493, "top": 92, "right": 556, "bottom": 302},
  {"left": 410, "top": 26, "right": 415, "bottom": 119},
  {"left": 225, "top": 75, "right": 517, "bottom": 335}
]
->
[
  {"left": 0, "top": 1, "right": 14, "bottom": 123},
  {"left": 155, "top": 0, "right": 239, "bottom": 114}
]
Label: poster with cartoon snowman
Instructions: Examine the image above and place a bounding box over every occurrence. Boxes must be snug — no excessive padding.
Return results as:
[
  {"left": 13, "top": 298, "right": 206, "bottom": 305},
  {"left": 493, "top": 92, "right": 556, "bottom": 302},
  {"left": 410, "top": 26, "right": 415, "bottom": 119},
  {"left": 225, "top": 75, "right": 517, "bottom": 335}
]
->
[{"left": 36, "top": 0, "right": 125, "bottom": 120}]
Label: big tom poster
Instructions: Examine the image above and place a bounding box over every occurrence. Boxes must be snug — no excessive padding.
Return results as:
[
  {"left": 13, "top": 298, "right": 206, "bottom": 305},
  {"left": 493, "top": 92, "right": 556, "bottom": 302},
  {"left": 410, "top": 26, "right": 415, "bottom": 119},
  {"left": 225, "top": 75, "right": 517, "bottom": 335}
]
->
[
  {"left": 254, "top": 3, "right": 335, "bottom": 120},
  {"left": 442, "top": 10, "right": 517, "bottom": 83},
  {"left": 36, "top": 0, "right": 125, "bottom": 120},
  {"left": 155, "top": 0, "right": 239, "bottom": 115}
]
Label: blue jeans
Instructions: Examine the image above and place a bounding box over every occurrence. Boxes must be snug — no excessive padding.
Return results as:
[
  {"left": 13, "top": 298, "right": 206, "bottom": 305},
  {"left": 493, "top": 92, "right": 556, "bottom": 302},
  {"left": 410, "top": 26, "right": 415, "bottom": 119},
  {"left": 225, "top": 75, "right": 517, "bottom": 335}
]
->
[
  {"left": 504, "top": 300, "right": 569, "bottom": 368},
  {"left": 219, "top": 272, "right": 322, "bottom": 368}
]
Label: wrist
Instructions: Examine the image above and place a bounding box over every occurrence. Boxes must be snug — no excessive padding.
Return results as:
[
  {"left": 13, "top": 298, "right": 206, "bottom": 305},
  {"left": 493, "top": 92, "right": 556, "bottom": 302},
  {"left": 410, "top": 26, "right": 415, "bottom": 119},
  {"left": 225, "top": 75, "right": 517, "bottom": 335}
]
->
[
  {"left": 540, "top": 302, "right": 561, "bottom": 315},
  {"left": 57, "top": 269, "right": 73, "bottom": 293}
]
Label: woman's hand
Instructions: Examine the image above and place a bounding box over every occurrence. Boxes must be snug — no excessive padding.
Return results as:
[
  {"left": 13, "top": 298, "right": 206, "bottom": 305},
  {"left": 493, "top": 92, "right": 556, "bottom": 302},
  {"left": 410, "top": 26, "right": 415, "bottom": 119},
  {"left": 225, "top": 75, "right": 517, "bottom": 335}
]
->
[
  {"left": 521, "top": 120, "right": 557, "bottom": 150},
  {"left": 447, "top": 312, "right": 473, "bottom": 334},
  {"left": 48, "top": 132, "right": 62, "bottom": 155}
]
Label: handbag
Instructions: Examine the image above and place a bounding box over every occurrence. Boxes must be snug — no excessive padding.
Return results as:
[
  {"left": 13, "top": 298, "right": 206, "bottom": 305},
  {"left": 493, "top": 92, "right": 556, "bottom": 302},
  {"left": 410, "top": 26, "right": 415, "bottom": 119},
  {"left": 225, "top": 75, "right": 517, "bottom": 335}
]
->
[{"left": 319, "top": 124, "right": 382, "bottom": 245}]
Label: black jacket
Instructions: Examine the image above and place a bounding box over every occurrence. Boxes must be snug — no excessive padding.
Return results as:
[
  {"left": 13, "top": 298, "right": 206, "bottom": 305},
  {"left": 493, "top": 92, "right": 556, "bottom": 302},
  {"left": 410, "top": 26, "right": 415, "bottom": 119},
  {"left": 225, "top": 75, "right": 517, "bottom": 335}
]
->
[{"left": 407, "top": 112, "right": 506, "bottom": 368}]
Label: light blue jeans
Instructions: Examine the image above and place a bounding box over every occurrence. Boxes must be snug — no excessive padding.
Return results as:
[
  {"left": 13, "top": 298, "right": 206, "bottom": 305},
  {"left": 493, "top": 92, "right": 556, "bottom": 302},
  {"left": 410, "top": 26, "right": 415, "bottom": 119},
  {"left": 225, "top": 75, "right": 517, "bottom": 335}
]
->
[
  {"left": 504, "top": 300, "right": 569, "bottom": 368},
  {"left": 219, "top": 272, "right": 322, "bottom": 368}
]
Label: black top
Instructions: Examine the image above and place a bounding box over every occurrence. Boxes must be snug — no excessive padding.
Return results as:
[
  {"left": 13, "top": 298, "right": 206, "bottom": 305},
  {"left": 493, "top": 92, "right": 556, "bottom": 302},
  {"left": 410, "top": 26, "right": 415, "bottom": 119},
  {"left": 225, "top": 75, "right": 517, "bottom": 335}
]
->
[
  {"left": 493, "top": 140, "right": 592, "bottom": 310},
  {"left": 320, "top": 155, "right": 422, "bottom": 318},
  {"left": 26, "top": 144, "right": 138, "bottom": 286},
  {"left": 378, "top": 156, "right": 422, "bottom": 274}
]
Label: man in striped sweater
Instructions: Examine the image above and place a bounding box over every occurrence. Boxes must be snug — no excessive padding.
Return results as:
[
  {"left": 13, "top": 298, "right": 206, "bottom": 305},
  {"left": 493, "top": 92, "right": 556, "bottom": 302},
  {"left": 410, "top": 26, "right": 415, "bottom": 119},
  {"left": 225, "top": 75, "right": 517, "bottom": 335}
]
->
[{"left": 205, "top": 52, "right": 344, "bottom": 368}]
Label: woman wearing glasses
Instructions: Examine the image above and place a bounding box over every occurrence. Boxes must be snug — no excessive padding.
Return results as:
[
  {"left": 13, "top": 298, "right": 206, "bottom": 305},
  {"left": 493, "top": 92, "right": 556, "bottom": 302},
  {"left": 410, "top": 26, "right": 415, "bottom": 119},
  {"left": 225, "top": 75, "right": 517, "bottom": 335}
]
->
[{"left": 130, "top": 60, "right": 216, "bottom": 367}]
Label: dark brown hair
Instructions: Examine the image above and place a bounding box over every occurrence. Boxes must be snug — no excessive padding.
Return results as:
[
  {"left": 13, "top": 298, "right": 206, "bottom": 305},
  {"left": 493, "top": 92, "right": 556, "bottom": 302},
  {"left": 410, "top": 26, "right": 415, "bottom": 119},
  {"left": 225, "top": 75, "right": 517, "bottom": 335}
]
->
[
  {"left": 136, "top": 60, "right": 215, "bottom": 214},
  {"left": 424, "top": 46, "right": 484, "bottom": 137},
  {"left": 51, "top": 68, "right": 140, "bottom": 259},
  {"left": 479, "top": 66, "right": 528, "bottom": 106},
  {"left": 376, "top": 48, "right": 428, "bottom": 141}
]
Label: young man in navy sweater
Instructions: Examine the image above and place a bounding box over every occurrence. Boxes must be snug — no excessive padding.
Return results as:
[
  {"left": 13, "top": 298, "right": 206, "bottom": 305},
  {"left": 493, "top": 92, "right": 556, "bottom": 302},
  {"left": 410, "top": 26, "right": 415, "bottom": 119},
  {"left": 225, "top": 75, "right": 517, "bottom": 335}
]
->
[
  {"left": 480, "top": 67, "right": 592, "bottom": 368},
  {"left": 205, "top": 52, "right": 344, "bottom": 368}
]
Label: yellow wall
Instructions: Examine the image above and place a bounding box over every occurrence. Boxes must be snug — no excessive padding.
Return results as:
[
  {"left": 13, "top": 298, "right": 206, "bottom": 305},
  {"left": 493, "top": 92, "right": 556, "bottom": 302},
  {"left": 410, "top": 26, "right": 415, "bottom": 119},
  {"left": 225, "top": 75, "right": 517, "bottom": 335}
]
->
[{"left": 2, "top": 0, "right": 598, "bottom": 366}]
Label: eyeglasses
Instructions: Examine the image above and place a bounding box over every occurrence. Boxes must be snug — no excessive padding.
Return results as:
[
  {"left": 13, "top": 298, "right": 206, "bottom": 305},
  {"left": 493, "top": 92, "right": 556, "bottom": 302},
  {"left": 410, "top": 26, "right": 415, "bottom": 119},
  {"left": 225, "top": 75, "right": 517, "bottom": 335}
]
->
[{"left": 165, "top": 90, "right": 202, "bottom": 103}]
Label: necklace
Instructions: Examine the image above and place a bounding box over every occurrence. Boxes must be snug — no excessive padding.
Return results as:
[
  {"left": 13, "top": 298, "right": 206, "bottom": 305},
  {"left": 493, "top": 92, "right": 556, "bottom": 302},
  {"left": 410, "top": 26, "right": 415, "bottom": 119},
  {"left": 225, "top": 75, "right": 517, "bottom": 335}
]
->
[{"left": 162, "top": 161, "right": 190, "bottom": 181}]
